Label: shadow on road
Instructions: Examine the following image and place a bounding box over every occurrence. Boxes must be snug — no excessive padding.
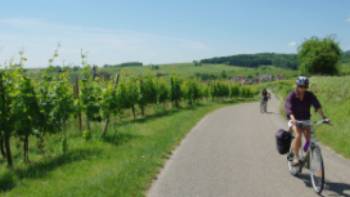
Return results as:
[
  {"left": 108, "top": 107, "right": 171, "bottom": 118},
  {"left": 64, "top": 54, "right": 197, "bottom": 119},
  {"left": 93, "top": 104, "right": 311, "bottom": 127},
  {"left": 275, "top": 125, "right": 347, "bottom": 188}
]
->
[
  {"left": 261, "top": 111, "right": 280, "bottom": 115},
  {"left": 297, "top": 174, "right": 350, "bottom": 197}
]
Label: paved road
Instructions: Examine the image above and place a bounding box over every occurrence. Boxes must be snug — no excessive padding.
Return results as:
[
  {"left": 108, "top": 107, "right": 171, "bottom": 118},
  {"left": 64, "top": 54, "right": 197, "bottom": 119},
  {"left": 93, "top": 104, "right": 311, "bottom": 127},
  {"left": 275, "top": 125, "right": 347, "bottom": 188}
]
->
[{"left": 148, "top": 95, "right": 350, "bottom": 197}]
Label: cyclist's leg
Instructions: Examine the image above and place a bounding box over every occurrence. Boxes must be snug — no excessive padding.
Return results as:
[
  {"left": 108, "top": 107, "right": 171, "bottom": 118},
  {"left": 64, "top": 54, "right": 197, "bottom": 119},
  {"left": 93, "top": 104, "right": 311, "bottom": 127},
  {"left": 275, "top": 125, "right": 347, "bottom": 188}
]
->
[
  {"left": 291, "top": 125, "right": 303, "bottom": 163},
  {"left": 303, "top": 127, "right": 311, "bottom": 150}
]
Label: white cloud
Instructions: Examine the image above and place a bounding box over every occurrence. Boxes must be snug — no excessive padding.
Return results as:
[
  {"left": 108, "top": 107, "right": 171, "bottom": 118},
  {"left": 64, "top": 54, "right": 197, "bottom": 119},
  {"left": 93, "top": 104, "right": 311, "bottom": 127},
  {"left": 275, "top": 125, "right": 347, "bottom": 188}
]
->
[
  {"left": 288, "top": 41, "right": 297, "bottom": 47},
  {"left": 0, "top": 18, "right": 210, "bottom": 67}
]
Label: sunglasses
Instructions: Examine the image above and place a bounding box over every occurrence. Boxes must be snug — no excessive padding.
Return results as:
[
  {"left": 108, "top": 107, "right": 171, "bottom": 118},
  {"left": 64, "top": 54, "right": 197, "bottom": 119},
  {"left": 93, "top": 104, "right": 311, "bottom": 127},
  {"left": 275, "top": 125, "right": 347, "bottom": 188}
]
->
[{"left": 297, "top": 85, "right": 308, "bottom": 89}]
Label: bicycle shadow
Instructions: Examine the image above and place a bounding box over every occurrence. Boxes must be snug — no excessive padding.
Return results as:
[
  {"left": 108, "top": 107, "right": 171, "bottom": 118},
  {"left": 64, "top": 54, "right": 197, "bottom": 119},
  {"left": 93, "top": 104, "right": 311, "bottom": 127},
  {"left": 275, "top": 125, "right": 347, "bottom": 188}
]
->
[
  {"left": 260, "top": 111, "right": 280, "bottom": 115},
  {"left": 297, "top": 174, "right": 350, "bottom": 197}
]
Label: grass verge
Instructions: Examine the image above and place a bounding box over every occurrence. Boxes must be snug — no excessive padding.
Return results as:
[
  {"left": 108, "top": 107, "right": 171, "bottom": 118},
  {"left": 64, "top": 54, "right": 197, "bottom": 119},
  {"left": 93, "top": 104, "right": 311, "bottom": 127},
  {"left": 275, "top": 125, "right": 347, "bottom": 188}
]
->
[{"left": 311, "top": 76, "right": 350, "bottom": 158}]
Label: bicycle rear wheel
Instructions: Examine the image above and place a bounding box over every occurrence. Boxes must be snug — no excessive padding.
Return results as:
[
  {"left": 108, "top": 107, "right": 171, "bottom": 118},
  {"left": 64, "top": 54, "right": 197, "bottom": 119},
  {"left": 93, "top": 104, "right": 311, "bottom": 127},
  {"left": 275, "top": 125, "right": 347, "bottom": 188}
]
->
[{"left": 309, "top": 145, "right": 325, "bottom": 194}]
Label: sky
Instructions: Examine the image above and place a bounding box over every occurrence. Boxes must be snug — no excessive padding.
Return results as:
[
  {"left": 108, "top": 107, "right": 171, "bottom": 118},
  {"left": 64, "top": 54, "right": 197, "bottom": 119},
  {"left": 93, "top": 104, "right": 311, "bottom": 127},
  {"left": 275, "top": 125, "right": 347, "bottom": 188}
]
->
[{"left": 0, "top": 0, "right": 349, "bottom": 67}]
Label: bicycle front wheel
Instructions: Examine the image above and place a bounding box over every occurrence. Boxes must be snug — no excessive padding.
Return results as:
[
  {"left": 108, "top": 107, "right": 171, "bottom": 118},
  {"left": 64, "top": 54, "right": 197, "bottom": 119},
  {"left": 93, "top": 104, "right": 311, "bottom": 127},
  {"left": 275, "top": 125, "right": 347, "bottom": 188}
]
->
[{"left": 309, "top": 145, "right": 325, "bottom": 194}]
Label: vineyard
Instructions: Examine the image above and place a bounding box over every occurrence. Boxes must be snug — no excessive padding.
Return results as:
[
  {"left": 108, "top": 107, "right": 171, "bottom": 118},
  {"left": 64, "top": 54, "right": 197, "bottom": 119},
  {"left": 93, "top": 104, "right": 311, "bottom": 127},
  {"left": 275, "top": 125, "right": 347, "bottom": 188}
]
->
[{"left": 0, "top": 59, "right": 259, "bottom": 172}]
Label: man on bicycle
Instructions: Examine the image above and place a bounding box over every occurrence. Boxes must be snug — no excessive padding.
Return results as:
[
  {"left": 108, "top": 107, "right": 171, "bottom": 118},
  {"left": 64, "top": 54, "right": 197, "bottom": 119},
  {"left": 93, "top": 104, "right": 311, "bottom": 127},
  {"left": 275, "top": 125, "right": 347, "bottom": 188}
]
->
[{"left": 285, "top": 76, "right": 329, "bottom": 166}]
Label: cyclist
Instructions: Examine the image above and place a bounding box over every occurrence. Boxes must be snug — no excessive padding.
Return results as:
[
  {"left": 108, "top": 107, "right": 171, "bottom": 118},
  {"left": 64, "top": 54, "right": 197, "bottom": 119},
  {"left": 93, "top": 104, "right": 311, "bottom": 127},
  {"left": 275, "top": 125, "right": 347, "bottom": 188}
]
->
[
  {"left": 285, "top": 76, "right": 329, "bottom": 166},
  {"left": 261, "top": 88, "right": 271, "bottom": 112}
]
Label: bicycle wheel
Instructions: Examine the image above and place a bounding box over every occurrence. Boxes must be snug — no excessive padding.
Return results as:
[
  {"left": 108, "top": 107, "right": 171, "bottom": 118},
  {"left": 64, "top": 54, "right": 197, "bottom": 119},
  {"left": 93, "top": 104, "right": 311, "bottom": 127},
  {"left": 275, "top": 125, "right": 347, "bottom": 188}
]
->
[
  {"left": 263, "top": 102, "right": 267, "bottom": 112},
  {"left": 309, "top": 145, "right": 325, "bottom": 194},
  {"left": 260, "top": 101, "right": 267, "bottom": 113}
]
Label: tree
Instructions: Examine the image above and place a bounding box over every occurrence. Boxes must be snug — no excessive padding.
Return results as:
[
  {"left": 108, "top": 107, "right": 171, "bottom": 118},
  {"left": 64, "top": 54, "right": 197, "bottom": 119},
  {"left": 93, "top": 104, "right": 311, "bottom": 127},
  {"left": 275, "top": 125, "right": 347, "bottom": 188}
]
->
[
  {"left": 170, "top": 76, "right": 182, "bottom": 108},
  {"left": 37, "top": 70, "right": 75, "bottom": 154},
  {"left": 193, "top": 60, "right": 201, "bottom": 66},
  {"left": 240, "top": 86, "right": 254, "bottom": 98},
  {"left": 118, "top": 78, "right": 139, "bottom": 120},
  {"left": 155, "top": 78, "right": 170, "bottom": 105},
  {"left": 230, "top": 84, "right": 240, "bottom": 98},
  {"left": 0, "top": 71, "right": 14, "bottom": 167},
  {"left": 210, "top": 81, "right": 230, "bottom": 100},
  {"left": 298, "top": 37, "right": 341, "bottom": 75},
  {"left": 80, "top": 66, "right": 103, "bottom": 131},
  {"left": 182, "top": 79, "right": 201, "bottom": 105},
  {"left": 138, "top": 77, "right": 157, "bottom": 115},
  {"left": 200, "top": 53, "right": 298, "bottom": 69},
  {"left": 101, "top": 73, "right": 120, "bottom": 137},
  {"left": 11, "top": 72, "right": 41, "bottom": 163}
]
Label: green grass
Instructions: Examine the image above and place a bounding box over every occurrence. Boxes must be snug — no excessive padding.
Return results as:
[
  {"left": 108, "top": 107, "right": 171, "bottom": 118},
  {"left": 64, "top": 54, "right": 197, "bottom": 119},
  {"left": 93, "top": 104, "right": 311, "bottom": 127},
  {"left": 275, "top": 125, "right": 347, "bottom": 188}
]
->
[
  {"left": 310, "top": 76, "right": 350, "bottom": 158},
  {"left": 0, "top": 101, "right": 239, "bottom": 197},
  {"left": 339, "top": 63, "right": 350, "bottom": 75},
  {"left": 271, "top": 76, "right": 350, "bottom": 158}
]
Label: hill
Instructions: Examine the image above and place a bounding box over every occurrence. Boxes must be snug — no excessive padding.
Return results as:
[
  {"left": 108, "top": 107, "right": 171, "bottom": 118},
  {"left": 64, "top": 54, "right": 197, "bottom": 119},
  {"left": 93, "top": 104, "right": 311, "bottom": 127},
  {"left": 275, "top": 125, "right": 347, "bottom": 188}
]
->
[
  {"left": 200, "top": 53, "right": 298, "bottom": 69},
  {"left": 200, "top": 51, "right": 350, "bottom": 70},
  {"left": 341, "top": 50, "right": 350, "bottom": 63}
]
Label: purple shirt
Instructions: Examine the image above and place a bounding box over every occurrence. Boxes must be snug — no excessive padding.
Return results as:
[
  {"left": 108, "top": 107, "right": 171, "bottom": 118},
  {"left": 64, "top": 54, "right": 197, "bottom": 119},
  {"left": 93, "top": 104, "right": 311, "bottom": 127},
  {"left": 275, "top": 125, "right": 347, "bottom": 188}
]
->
[{"left": 285, "top": 91, "right": 321, "bottom": 120}]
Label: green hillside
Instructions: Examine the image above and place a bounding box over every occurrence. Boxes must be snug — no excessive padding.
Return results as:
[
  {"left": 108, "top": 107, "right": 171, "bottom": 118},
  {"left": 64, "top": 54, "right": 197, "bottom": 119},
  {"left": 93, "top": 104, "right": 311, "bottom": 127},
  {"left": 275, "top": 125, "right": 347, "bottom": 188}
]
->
[{"left": 201, "top": 53, "right": 298, "bottom": 69}]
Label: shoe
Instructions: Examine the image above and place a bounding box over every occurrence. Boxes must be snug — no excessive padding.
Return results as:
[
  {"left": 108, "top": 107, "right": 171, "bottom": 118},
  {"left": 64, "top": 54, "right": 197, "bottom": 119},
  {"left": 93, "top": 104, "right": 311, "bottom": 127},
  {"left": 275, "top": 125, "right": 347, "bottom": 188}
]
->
[
  {"left": 287, "top": 152, "right": 294, "bottom": 161},
  {"left": 292, "top": 159, "right": 301, "bottom": 167}
]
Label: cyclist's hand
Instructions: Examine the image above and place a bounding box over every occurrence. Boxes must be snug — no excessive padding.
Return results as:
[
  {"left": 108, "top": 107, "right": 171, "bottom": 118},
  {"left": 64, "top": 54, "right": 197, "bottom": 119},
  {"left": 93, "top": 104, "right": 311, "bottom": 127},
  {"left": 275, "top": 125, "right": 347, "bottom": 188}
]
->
[
  {"left": 323, "top": 118, "right": 331, "bottom": 125},
  {"left": 290, "top": 119, "right": 297, "bottom": 126}
]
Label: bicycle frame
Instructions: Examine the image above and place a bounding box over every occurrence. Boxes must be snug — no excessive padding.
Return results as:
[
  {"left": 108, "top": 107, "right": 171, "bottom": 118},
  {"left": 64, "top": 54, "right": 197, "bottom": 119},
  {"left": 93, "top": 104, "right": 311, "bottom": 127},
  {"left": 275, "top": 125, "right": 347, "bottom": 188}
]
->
[{"left": 290, "top": 120, "right": 327, "bottom": 164}]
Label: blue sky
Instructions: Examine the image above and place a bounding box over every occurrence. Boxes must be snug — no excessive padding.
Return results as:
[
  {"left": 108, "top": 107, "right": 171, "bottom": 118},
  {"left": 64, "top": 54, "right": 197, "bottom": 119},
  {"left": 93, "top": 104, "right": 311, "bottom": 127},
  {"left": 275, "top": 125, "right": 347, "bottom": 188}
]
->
[{"left": 0, "top": 0, "right": 349, "bottom": 67}]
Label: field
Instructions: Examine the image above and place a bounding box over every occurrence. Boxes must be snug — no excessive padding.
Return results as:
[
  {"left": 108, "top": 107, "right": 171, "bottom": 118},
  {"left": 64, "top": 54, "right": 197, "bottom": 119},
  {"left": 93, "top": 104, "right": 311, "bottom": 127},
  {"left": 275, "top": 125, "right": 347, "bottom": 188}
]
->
[
  {"left": 0, "top": 100, "right": 253, "bottom": 197},
  {"left": 311, "top": 76, "right": 350, "bottom": 158},
  {"left": 0, "top": 62, "right": 262, "bottom": 196},
  {"left": 102, "top": 63, "right": 298, "bottom": 79},
  {"left": 340, "top": 63, "right": 350, "bottom": 75}
]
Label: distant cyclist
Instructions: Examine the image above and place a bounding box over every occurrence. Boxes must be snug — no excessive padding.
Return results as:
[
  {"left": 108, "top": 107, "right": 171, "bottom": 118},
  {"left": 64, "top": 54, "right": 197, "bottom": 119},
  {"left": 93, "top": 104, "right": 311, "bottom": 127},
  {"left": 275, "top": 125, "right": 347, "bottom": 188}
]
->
[
  {"left": 260, "top": 88, "right": 271, "bottom": 113},
  {"left": 285, "top": 76, "right": 330, "bottom": 166}
]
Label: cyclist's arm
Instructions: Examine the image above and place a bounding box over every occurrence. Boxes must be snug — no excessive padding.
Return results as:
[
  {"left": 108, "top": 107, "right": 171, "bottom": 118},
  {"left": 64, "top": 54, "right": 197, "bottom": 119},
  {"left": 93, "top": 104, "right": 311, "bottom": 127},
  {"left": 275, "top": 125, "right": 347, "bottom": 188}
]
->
[
  {"left": 316, "top": 108, "right": 327, "bottom": 119},
  {"left": 289, "top": 114, "right": 297, "bottom": 123},
  {"left": 310, "top": 92, "right": 327, "bottom": 119},
  {"left": 285, "top": 93, "right": 295, "bottom": 122}
]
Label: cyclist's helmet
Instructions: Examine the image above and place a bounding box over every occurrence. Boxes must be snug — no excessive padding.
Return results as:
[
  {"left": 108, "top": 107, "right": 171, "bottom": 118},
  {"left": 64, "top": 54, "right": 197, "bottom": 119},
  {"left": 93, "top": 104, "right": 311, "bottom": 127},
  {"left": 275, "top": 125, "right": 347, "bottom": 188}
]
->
[{"left": 296, "top": 76, "right": 309, "bottom": 88}]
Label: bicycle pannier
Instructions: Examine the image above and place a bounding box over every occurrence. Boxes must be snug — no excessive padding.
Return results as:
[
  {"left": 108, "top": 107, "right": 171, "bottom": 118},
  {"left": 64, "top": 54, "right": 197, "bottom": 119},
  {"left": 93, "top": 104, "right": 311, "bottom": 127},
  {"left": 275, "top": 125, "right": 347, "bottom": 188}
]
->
[{"left": 275, "top": 129, "right": 292, "bottom": 155}]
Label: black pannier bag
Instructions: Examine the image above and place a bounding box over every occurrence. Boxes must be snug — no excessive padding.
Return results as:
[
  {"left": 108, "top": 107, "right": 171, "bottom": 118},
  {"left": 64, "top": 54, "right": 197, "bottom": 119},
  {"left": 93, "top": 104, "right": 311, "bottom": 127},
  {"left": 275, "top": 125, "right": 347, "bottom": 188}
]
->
[{"left": 275, "top": 129, "right": 292, "bottom": 155}]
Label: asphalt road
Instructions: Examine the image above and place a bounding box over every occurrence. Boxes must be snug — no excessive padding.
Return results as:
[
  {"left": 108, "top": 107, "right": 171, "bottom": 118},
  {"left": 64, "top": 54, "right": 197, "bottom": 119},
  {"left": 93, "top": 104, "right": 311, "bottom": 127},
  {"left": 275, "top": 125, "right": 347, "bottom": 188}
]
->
[{"left": 148, "top": 95, "right": 350, "bottom": 197}]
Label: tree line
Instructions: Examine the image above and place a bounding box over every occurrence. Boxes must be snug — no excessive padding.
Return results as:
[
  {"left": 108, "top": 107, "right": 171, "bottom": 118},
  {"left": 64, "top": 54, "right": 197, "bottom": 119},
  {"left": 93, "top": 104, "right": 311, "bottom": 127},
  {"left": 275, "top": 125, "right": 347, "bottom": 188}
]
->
[
  {"left": 200, "top": 53, "right": 298, "bottom": 69},
  {"left": 201, "top": 37, "right": 347, "bottom": 75},
  {"left": 342, "top": 50, "right": 350, "bottom": 63}
]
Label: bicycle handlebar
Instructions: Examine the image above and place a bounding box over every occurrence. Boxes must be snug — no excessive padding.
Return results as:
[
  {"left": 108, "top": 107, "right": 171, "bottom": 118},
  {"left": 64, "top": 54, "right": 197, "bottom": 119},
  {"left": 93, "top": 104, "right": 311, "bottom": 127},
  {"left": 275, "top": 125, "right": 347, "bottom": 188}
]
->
[
  {"left": 314, "top": 119, "right": 332, "bottom": 126},
  {"left": 295, "top": 119, "right": 332, "bottom": 128}
]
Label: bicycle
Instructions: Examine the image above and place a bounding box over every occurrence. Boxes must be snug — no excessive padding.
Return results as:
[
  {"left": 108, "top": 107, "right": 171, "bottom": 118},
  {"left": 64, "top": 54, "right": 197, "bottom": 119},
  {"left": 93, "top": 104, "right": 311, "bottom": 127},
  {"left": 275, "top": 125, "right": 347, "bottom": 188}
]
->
[
  {"left": 260, "top": 99, "right": 268, "bottom": 113},
  {"left": 286, "top": 119, "right": 331, "bottom": 194}
]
